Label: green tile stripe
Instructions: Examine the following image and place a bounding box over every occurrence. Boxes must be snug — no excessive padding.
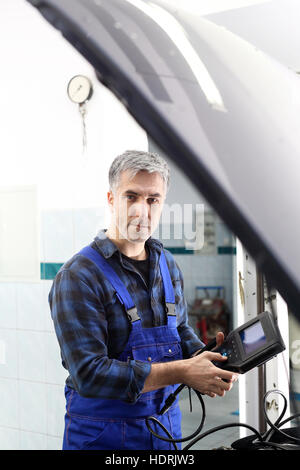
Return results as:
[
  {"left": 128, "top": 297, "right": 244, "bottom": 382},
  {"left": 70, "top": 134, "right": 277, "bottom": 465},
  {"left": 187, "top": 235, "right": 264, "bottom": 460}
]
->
[
  {"left": 167, "top": 246, "right": 236, "bottom": 255},
  {"left": 166, "top": 247, "right": 195, "bottom": 254},
  {"left": 217, "top": 246, "right": 236, "bottom": 255},
  {"left": 40, "top": 246, "right": 236, "bottom": 279},
  {"left": 40, "top": 262, "right": 63, "bottom": 280}
]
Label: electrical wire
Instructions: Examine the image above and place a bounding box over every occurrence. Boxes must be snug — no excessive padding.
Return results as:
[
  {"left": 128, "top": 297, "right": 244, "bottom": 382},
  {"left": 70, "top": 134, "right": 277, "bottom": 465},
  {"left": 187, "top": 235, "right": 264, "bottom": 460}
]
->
[
  {"left": 146, "top": 388, "right": 300, "bottom": 450},
  {"left": 263, "top": 390, "right": 300, "bottom": 444},
  {"left": 146, "top": 291, "right": 300, "bottom": 449},
  {"left": 145, "top": 388, "right": 205, "bottom": 450},
  {"left": 264, "top": 282, "right": 300, "bottom": 444},
  {"left": 262, "top": 389, "right": 288, "bottom": 442},
  {"left": 183, "top": 422, "right": 263, "bottom": 450},
  {"left": 146, "top": 415, "right": 179, "bottom": 451}
]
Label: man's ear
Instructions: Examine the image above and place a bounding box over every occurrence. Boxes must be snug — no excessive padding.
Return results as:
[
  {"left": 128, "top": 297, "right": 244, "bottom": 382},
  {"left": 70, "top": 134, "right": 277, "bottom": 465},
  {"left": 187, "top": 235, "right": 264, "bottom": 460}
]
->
[{"left": 107, "top": 190, "right": 114, "bottom": 208}]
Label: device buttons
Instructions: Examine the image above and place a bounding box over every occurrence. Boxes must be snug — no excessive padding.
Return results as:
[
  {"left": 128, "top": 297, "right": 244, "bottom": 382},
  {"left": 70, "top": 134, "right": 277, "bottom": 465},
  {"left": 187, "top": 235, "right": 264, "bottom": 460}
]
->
[{"left": 232, "top": 345, "right": 238, "bottom": 360}]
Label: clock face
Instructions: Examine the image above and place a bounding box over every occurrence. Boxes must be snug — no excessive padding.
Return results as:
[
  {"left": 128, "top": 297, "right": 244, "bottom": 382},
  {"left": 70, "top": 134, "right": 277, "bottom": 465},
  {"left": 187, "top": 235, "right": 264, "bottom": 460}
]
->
[{"left": 67, "top": 75, "right": 93, "bottom": 103}]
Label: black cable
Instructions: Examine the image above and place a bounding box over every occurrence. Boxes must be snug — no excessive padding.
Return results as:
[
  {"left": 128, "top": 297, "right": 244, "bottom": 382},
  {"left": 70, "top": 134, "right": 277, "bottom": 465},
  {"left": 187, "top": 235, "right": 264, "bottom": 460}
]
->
[
  {"left": 262, "top": 389, "right": 288, "bottom": 442},
  {"left": 263, "top": 441, "right": 300, "bottom": 450},
  {"left": 262, "top": 390, "right": 300, "bottom": 444},
  {"left": 146, "top": 387, "right": 300, "bottom": 450},
  {"left": 275, "top": 411, "right": 300, "bottom": 428},
  {"left": 146, "top": 416, "right": 179, "bottom": 450},
  {"left": 145, "top": 339, "right": 218, "bottom": 446},
  {"left": 145, "top": 388, "right": 206, "bottom": 446},
  {"left": 146, "top": 386, "right": 263, "bottom": 450},
  {"left": 145, "top": 300, "right": 300, "bottom": 450},
  {"left": 264, "top": 283, "right": 300, "bottom": 444},
  {"left": 183, "top": 422, "right": 263, "bottom": 450}
]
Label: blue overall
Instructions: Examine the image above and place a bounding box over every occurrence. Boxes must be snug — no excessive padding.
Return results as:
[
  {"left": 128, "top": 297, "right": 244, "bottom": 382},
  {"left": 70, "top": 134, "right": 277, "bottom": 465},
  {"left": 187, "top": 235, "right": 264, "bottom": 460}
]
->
[{"left": 62, "top": 246, "right": 183, "bottom": 450}]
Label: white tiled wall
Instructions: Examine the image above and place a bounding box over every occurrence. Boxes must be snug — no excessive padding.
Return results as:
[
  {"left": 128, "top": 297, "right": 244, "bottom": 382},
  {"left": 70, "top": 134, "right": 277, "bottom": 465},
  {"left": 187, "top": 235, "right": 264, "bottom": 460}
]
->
[
  {"left": 0, "top": 279, "right": 68, "bottom": 450},
  {"left": 40, "top": 207, "right": 105, "bottom": 263},
  {"left": 0, "top": 207, "right": 105, "bottom": 450},
  {"left": 169, "top": 220, "right": 235, "bottom": 313},
  {"left": 174, "top": 254, "right": 234, "bottom": 333}
]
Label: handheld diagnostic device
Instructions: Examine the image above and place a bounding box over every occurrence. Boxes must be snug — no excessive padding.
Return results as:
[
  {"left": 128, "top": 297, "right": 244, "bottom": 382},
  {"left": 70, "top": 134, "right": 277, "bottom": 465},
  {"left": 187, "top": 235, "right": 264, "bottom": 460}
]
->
[
  {"left": 212, "top": 311, "right": 285, "bottom": 373},
  {"left": 158, "top": 311, "right": 285, "bottom": 416}
]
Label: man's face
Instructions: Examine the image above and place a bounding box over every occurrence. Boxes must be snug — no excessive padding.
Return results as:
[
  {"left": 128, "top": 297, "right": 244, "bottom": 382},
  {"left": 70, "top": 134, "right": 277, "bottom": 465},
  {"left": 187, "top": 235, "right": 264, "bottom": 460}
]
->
[{"left": 108, "top": 169, "right": 166, "bottom": 242}]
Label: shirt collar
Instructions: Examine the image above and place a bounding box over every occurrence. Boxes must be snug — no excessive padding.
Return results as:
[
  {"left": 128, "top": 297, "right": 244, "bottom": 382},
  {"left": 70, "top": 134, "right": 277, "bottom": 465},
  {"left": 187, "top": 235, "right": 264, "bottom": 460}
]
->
[{"left": 93, "top": 229, "right": 163, "bottom": 259}]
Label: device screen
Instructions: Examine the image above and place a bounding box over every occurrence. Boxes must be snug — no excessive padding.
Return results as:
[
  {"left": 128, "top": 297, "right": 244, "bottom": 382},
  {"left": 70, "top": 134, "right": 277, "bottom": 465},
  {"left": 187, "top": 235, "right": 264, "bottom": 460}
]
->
[{"left": 239, "top": 321, "right": 267, "bottom": 356}]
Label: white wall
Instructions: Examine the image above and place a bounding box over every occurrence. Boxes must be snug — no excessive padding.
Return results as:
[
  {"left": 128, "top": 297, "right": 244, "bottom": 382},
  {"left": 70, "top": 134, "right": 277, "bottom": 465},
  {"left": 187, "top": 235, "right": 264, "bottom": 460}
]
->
[{"left": 0, "top": 0, "right": 148, "bottom": 210}]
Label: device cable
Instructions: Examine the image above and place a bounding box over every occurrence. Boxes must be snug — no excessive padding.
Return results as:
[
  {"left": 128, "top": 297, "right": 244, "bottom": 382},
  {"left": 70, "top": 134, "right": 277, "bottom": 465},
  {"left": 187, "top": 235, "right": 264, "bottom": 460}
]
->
[
  {"left": 145, "top": 388, "right": 206, "bottom": 450},
  {"left": 146, "top": 388, "right": 300, "bottom": 449},
  {"left": 262, "top": 390, "right": 300, "bottom": 444}
]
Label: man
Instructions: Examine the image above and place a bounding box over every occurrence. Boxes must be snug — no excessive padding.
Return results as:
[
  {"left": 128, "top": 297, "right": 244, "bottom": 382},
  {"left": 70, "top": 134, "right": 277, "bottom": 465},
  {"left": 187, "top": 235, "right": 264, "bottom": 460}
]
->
[{"left": 49, "top": 150, "right": 236, "bottom": 451}]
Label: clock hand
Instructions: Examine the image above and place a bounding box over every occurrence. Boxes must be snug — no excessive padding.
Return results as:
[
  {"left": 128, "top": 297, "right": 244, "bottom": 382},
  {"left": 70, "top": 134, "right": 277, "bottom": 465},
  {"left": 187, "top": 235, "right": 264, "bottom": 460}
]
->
[{"left": 71, "top": 84, "right": 83, "bottom": 99}]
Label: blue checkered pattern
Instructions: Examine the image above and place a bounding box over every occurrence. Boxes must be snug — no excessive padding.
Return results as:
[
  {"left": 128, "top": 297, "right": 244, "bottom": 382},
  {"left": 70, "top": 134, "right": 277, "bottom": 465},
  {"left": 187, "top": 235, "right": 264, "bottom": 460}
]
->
[{"left": 48, "top": 229, "right": 204, "bottom": 403}]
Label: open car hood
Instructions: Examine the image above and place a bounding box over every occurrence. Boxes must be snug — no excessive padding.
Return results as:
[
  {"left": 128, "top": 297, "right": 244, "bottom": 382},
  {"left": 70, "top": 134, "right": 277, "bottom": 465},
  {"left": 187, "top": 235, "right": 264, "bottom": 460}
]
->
[{"left": 26, "top": 0, "right": 300, "bottom": 318}]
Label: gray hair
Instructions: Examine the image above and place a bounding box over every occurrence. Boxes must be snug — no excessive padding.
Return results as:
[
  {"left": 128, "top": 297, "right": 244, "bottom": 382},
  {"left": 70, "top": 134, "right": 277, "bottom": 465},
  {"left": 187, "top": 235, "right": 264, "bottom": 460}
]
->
[{"left": 108, "top": 150, "right": 170, "bottom": 194}]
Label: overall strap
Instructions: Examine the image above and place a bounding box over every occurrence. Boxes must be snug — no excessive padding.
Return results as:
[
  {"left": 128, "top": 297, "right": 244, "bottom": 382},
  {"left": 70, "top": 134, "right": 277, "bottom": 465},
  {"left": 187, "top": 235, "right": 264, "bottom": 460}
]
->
[
  {"left": 78, "top": 246, "right": 176, "bottom": 324},
  {"left": 159, "top": 250, "right": 176, "bottom": 315},
  {"left": 78, "top": 246, "right": 140, "bottom": 323}
]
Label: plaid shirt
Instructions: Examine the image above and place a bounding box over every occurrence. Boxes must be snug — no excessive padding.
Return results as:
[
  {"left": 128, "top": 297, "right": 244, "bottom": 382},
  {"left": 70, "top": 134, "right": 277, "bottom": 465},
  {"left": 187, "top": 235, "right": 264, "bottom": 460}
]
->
[{"left": 48, "top": 229, "right": 204, "bottom": 403}]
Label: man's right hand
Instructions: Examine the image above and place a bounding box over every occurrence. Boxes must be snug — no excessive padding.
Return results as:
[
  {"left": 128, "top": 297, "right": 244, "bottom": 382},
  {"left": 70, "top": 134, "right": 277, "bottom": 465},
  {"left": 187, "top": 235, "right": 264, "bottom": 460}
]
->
[
  {"left": 183, "top": 351, "right": 238, "bottom": 398},
  {"left": 142, "top": 351, "right": 238, "bottom": 397}
]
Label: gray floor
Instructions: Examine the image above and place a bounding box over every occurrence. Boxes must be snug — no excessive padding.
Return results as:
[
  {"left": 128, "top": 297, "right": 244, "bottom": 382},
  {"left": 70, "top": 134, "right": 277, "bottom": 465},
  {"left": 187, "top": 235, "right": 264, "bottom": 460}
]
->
[{"left": 179, "top": 383, "right": 239, "bottom": 450}]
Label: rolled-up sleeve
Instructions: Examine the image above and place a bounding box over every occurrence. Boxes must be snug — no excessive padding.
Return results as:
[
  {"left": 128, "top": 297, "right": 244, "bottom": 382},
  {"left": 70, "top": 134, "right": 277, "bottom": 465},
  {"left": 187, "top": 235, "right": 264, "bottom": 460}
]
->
[{"left": 49, "top": 269, "right": 151, "bottom": 403}]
